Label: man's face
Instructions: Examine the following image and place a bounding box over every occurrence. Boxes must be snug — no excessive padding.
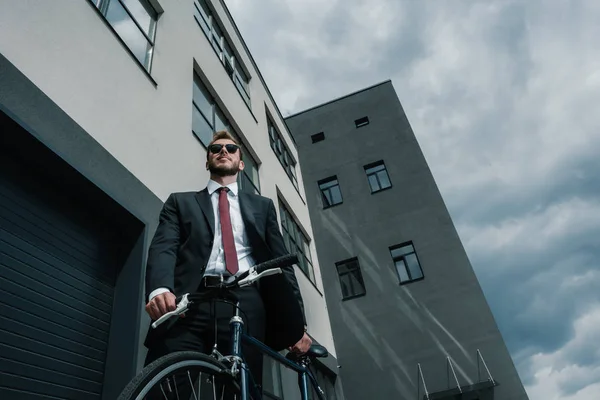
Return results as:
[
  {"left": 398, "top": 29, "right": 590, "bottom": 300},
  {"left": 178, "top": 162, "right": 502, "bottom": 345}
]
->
[{"left": 206, "top": 139, "right": 244, "bottom": 177}]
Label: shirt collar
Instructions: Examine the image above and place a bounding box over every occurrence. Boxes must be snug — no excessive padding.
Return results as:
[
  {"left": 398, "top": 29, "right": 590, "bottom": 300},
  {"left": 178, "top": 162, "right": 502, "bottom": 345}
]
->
[{"left": 207, "top": 179, "right": 239, "bottom": 196}]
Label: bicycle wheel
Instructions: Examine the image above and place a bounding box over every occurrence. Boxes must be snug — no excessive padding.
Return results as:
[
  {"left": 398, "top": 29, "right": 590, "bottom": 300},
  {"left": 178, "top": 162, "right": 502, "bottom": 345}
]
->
[{"left": 117, "top": 351, "right": 241, "bottom": 400}]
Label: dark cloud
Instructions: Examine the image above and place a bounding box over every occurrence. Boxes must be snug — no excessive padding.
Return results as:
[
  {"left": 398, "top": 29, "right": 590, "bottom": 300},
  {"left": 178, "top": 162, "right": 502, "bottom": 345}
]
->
[
  {"left": 449, "top": 151, "right": 600, "bottom": 225},
  {"left": 227, "top": 0, "right": 600, "bottom": 398}
]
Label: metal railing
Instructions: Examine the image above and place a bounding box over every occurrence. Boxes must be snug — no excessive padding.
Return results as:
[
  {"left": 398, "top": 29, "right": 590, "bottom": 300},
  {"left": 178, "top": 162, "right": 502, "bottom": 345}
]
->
[
  {"left": 417, "top": 363, "right": 430, "bottom": 400},
  {"left": 416, "top": 349, "right": 496, "bottom": 399}
]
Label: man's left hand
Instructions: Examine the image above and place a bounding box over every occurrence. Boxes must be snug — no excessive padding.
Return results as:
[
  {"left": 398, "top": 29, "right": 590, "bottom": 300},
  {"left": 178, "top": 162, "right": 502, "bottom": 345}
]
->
[{"left": 289, "top": 332, "right": 312, "bottom": 354}]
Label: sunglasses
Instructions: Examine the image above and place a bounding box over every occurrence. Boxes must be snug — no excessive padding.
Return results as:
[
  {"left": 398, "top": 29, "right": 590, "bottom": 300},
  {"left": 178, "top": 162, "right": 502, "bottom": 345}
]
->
[{"left": 208, "top": 143, "right": 239, "bottom": 154}]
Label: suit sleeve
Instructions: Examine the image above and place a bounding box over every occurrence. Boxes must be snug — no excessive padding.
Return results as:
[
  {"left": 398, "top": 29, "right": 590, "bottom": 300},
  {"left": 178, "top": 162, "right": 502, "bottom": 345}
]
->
[
  {"left": 265, "top": 198, "right": 307, "bottom": 326},
  {"left": 145, "top": 193, "right": 180, "bottom": 301}
]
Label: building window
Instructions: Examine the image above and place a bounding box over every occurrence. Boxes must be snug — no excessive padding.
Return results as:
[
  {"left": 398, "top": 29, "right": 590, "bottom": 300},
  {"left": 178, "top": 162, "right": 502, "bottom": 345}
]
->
[
  {"left": 194, "top": 0, "right": 251, "bottom": 107},
  {"left": 192, "top": 74, "right": 260, "bottom": 194},
  {"left": 318, "top": 176, "right": 343, "bottom": 208},
  {"left": 311, "top": 132, "right": 325, "bottom": 143},
  {"left": 93, "top": 0, "right": 157, "bottom": 71},
  {"left": 268, "top": 118, "right": 298, "bottom": 190},
  {"left": 364, "top": 161, "right": 392, "bottom": 193},
  {"left": 239, "top": 153, "right": 260, "bottom": 195},
  {"left": 263, "top": 355, "right": 284, "bottom": 399},
  {"left": 309, "top": 366, "right": 338, "bottom": 400},
  {"left": 336, "top": 258, "right": 366, "bottom": 300},
  {"left": 354, "top": 116, "right": 369, "bottom": 128},
  {"left": 389, "top": 242, "right": 424, "bottom": 284},
  {"left": 279, "top": 202, "right": 314, "bottom": 282}
]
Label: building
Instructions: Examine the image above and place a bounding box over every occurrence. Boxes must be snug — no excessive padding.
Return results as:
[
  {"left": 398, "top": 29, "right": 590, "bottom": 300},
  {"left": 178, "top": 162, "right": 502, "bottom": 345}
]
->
[
  {"left": 284, "top": 81, "right": 529, "bottom": 400},
  {"left": 0, "top": 0, "right": 340, "bottom": 399}
]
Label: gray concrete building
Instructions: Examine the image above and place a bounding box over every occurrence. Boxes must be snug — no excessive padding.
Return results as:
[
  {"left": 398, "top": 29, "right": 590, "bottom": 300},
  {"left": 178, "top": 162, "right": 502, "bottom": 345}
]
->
[{"left": 285, "top": 81, "right": 529, "bottom": 400}]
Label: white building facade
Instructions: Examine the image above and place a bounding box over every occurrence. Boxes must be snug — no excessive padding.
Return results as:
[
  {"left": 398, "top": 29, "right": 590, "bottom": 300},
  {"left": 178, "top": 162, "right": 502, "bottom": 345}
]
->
[{"left": 0, "top": 0, "right": 340, "bottom": 398}]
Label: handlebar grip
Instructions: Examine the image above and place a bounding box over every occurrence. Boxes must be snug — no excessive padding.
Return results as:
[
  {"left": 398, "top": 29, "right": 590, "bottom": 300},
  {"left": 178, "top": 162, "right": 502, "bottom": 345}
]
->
[{"left": 255, "top": 254, "right": 299, "bottom": 274}]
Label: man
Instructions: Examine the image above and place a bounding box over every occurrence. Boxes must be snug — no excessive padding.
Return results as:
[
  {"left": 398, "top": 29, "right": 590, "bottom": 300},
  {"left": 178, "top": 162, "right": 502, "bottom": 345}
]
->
[{"left": 143, "top": 130, "right": 312, "bottom": 396}]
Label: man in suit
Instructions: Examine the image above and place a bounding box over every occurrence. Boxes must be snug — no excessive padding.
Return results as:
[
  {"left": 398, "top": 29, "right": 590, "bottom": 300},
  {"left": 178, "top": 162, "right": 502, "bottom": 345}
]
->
[{"left": 143, "top": 130, "right": 312, "bottom": 396}]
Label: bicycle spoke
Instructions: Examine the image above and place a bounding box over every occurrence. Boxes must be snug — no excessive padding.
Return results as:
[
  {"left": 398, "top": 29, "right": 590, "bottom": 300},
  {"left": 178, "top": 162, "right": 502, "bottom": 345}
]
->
[
  {"left": 159, "top": 383, "right": 168, "bottom": 399},
  {"left": 188, "top": 370, "right": 199, "bottom": 400},
  {"left": 212, "top": 374, "right": 217, "bottom": 400},
  {"left": 198, "top": 372, "right": 202, "bottom": 399},
  {"left": 198, "top": 372, "right": 202, "bottom": 400},
  {"left": 173, "top": 374, "right": 180, "bottom": 400}
]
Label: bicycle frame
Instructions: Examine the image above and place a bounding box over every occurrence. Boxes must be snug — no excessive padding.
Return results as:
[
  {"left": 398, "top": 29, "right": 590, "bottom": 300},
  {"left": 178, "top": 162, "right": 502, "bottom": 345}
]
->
[{"left": 228, "top": 311, "right": 324, "bottom": 400}]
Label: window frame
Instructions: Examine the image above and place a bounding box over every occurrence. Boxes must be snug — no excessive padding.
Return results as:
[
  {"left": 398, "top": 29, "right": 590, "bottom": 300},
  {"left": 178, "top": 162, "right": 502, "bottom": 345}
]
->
[
  {"left": 308, "top": 364, "right": 339, "bottom": 400},
  {"left": 193, "top": 0, "right": 252, "bottom": 108},
  {"left": 335, "top": 257, "right": 366, "bottom": 300},
  {"left": 278, "top": 201, "right": 315, "bottom": 283},
  {"left": 268, "top": 118, "right": 299, "bottom": 191},
  {"left": 92, "top": 0, "right": 158, "bottom": 72},
  {"left": 311, "top": 132, "right": 325, "bottom": 143},
  {"left": 262, "top": 355, "right": 284, "bottom": 400},
  {"left": 364, "top": 160, "right": 392, "bottom": 193},
  {"left": 354, "top": 116, "right": 370, "bottom": 128},
  {"left": 389, "top": 242, "right": 424, "bottom": 285},
  {"left": 318, "top": 176, "right": 343, "bottom": 209}
]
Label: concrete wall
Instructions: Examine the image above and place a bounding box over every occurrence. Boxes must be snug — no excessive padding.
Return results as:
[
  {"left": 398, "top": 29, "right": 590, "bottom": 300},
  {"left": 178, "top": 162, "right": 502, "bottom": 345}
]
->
[
  {"left": 285, "top": 81, "right": 528, "bottom": 400},
  {"left": 0, "top": 52, "right": 163, "bottom": 400},
  {"left": 0, "top": 0, "right": 338, "bottom": 395}
]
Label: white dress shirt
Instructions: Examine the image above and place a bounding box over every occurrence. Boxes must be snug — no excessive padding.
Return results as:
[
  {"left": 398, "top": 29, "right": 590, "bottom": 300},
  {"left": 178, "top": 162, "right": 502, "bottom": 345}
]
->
[{"left": 148, "top": 180, "right": 256, "bottom": 301}]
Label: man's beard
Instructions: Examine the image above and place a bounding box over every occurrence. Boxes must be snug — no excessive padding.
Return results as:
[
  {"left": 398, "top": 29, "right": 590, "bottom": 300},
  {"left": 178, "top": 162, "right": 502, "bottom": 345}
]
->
[{"left": 208, "top": 158, "right": 239, "bottom": 177}]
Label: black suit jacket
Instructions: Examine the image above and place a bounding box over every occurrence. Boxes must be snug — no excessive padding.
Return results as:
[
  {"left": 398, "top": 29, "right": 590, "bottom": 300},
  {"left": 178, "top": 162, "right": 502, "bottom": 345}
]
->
[{"left": 144, "top": 188, "right": 307, "bottom": 351}]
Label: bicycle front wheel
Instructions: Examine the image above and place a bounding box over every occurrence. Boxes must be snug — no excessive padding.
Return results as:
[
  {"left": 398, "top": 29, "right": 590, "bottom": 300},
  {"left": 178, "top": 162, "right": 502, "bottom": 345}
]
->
[{"left": 117, "top": 351, "right": 241, "bottom": 400}]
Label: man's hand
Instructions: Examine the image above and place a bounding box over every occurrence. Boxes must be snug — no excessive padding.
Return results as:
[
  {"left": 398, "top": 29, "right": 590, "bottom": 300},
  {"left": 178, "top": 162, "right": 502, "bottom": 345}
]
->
[
  {"left": 145, "top": 292, "right": 177, "bottom": 321},
  {"left": 289, "top": 332, "right": 312, "bottom": 354}
]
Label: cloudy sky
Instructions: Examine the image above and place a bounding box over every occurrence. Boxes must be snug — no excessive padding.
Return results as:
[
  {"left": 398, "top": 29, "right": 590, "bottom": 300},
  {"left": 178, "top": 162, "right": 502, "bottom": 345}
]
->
[{"left": 226, "top": 1, "right": 600, "bottom": 399}]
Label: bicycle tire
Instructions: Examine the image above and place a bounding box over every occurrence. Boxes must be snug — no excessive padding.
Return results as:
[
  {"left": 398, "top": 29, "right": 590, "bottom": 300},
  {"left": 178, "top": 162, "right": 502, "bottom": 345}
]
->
[{"left": 117, "top": 351, "right": 240, "bottom": 400}]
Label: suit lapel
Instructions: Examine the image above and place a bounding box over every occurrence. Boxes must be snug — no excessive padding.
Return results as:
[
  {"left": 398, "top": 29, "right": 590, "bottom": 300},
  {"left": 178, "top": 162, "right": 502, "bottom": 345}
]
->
[
  {"left": 194, "top": 188, "right": 215, "bottom": 235},
  {"left": 238, "top": 191, "right": 256, "bottom": 232}
]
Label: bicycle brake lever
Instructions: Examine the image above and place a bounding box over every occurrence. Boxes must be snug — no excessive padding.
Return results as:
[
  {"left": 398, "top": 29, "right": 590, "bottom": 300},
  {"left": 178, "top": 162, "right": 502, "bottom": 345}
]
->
[
  {"left": 238, "top": 268, "right": 282, "bottom": 287},
  {"left": 151, "top": 293, "right": 191, "bottom": 329}
]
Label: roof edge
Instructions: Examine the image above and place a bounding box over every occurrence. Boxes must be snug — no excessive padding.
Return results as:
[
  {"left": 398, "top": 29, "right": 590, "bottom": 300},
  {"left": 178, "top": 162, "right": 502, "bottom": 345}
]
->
[{"left": 284, "top": 79, "right": 392, "bottom": 120}]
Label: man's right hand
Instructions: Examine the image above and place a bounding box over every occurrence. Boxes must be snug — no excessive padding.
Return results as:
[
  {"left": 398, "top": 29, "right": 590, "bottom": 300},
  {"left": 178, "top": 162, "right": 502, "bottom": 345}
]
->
[{"left": 145, "top": 291, "right": 177, "bottom": 321}]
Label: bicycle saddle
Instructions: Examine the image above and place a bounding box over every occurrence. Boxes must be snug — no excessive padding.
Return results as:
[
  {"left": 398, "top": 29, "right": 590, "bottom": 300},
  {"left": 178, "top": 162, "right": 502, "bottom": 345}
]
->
[
  {"left": 306, "top": 344, "right": 328, "bottom": 358},
  {"left": 286, "top": 344, "right": 329, "bottom": 361}
]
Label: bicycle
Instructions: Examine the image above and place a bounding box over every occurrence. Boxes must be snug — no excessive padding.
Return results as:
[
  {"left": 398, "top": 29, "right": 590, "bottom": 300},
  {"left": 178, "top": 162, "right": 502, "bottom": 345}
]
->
[{"left": 117, "top": 254, "right": 329, "bottom": 400}]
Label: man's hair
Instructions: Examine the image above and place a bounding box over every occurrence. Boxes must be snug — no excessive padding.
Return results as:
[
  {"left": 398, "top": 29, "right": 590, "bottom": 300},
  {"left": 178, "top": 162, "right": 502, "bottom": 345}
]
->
[{"left": 206, "top": 130, "right": 243, "bottom": 160}]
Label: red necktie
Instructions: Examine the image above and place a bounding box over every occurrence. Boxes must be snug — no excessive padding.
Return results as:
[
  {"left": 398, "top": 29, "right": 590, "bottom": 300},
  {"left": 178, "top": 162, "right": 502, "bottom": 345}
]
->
[{"left": 218, "top": 187, "right": 239, "bottom": 275}]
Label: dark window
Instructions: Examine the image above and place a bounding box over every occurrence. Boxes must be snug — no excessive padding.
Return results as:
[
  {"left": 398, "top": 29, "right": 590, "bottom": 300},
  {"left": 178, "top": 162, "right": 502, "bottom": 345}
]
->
[
  {"left": 311, "top": 132, "right": 325, "bottom": 143},
  {"left": 239, "top": 153, "right": 260, "bottom": 195},
  {"left": 364, "top": 161, "right": 392, "bottom": 193},
  {"left": 93, "top": 0, "right": 157, "bottom": 71},
  {"left": 308, "top": 365, "right": 338, "bottom": 400},
  {"left": 194, "top": 0, "right": 251, "bottom": 107},
  {"left": 262, "top": 355, "right": 283, "bottom": 399},
  {"left": 318, "top": 177, "right": 343, "bottom": 208},
  {"left": 354, "top": 116, "right": 369, "bottom": 128},
  {"left": 336, "top": 258, "right": 366, "bottom": 300},
  {"left": 390, "top": 242, "right": 424, "bottom": 284},
  {"left": 268, "top": 118, "right": 298, "bottom": 190},
  {"left": 279, "top": 201, "right": 315, "bottom": 282},
  {"left": 192, "top": 74, "right": 260, "bottom": 194}
]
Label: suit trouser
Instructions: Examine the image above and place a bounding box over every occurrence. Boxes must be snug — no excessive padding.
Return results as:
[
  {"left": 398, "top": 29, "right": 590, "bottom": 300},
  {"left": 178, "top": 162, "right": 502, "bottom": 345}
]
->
[{"left": 144, "top": 285, "right": 266, "bottom": 399}]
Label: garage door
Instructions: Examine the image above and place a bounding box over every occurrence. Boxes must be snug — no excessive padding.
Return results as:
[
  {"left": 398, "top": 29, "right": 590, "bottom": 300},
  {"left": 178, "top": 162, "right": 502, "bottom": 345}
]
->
[{"left": 0, "top": 151, "right": 117, "bottom": 399}]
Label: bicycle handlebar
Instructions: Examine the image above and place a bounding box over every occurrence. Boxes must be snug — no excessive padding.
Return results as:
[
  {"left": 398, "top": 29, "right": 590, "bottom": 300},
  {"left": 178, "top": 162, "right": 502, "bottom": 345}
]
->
[
  {"left": 151, "top": 253, "right": 299, "bottom": 329},
  {"left": 254, "top": 253, "right": 298, "bottom": 274}
]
